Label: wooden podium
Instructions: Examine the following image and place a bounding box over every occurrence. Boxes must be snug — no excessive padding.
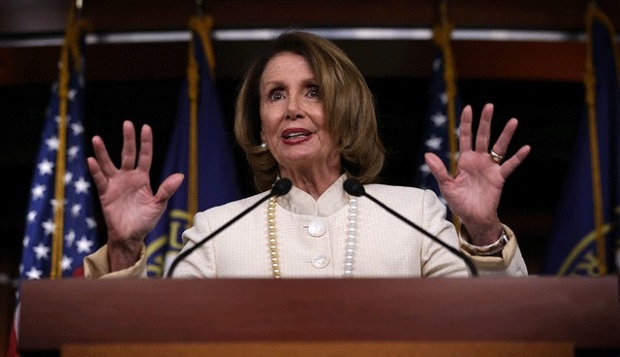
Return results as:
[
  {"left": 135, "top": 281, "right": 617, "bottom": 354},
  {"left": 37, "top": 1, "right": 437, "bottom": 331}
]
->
[{"left": 18, "top": 276, "right": 620, "bottom": 356}]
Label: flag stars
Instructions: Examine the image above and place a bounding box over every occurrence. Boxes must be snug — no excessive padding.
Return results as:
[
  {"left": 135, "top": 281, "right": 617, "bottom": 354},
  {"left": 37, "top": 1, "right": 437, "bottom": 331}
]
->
[
  {"left": 25, "top": 266, "right": 43, "bottom": 280},
  {"left": 32, "top": 185, "right": 47, "bottom": 200},
  {"left": 71, "top": 122, "right": 84, "bottom": 136},
  {"left": 85, "top": 217, "right": 97, "bottom": 230},
  {"left": 50, "top": 198, "right": 67, "bottom": 211},
  {"left": 440, "top": 92, "right": 448, "bottom": 105},
  {"left": 27, "top": 211, "right": 37, "bottom": 223},
  {"left": 425, "top": 135, "right": 443, "bottom": 151},
  {"left": 42, "top": 219, "right": 55, "bottom": 236},
  {"left": 45, "top": 136, "right": 59, "bottom": 151},
  {"left": 21, "top": 59, "right": 99, "bottom": 282},
  {"left": 71, "top": 204, "right": 82, "bottom": 217},
  {"left": 37, "top": 159, "right": 54, "bottom": 176},
  {"left": 65, "top": 230, "right": 76, "bottom": 247},
  {"left": 67, "top": 145, "right": 79, "bottom": 161},
  {"left": 64, "top": 172, "right": 73, "bottom": 185},
  {"left": 419, "top": 163, "right": 431, "bottom": 176},
  {"left": 431, "top": 112, "right": 447, "bottom": 127},
  {"left": 54, "top": 115, "right": 72, "bottom": 124},
  {"left": 74, "top": 177, "right": 90, "bottom": 194},
  {"left": 61, "top": 255, "right": 74, "bottom": 271},
  {"left": 76, "top": 236, "right": 94, "bottom": 254},
  {"left": 33, "top": 243, "right": 50, "bottom": 260}
]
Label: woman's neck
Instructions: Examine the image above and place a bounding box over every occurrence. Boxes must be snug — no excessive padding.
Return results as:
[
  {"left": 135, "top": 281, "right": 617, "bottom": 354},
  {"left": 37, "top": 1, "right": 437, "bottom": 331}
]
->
[{"left": 279, "top": 167, "right": 342, "bottom": 200}]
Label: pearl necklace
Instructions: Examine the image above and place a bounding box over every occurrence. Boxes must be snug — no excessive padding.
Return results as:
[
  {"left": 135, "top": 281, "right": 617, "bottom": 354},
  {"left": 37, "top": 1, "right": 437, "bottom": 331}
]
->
[{"left": 267, "top": 195, "right": 359, "bottom": 278}]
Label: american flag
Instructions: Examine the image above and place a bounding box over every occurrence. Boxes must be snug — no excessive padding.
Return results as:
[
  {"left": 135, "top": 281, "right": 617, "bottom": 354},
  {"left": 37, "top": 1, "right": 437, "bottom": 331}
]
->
[
  {"left": 416, "top": 4, "right": 462, "bottom": 221},
  {"left": 9, "top": 18, "right": 97, "bottom": 356},
  {"left": 417, "top": 49, "right": 462, "bottom": 209},
  {"left": 19, "top": 66, "right": 98, "bottom": 281}
]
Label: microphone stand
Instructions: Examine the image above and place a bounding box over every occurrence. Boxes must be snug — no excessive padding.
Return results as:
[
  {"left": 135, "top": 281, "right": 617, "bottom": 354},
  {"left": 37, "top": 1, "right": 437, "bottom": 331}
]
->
[{"left": 344, "top": 178, "right": 478, "bottom": 277}]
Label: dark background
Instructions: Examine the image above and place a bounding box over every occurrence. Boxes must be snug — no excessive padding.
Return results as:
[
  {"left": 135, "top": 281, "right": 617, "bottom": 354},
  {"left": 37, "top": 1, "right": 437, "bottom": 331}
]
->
[
  {"left": 0, "top": 1, "right": 619, "bottom": 354},
  {"left": 0, "top": 76, "right": 583, "bottom": 275}
]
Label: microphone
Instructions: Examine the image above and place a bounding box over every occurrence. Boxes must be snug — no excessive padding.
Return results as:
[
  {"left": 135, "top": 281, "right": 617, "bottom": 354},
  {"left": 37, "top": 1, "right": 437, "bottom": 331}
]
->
[
  {"left": 166, "top": 178, "right": 292, "bottom": 278},
  {"left": 343, "top": 178, "right": 478, "bottom": 277}
]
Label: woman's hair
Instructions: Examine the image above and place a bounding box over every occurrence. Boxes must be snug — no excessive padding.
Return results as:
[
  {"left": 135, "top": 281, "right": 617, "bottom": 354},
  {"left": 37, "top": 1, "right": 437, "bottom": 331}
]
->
[{"left": 234, "top": 31, "right": 385, "bottom": 192}]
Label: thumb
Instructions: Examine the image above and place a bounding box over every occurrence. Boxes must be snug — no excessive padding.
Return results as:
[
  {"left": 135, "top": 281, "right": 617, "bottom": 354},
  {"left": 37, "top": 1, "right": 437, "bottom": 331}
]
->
[
  {"left": 154, "top": 173, "right": 185, "bottom": 204},
  {"left": 424, "top": 152, "right": 450, "bottom": 184}
]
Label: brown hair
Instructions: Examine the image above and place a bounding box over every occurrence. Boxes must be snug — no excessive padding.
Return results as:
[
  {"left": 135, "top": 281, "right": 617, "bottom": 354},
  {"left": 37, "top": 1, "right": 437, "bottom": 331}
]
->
[{"left": 234, "top": 31, "right": 385, "bottom": 192}]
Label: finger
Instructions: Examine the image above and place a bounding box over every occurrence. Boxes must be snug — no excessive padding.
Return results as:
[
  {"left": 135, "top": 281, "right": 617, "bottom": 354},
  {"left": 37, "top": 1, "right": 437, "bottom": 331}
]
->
[
  {"left": 154, "top": 173, "right": 185, "bottom": 204},
  {"left": 492, "top": 118, "right": 519, "bottom": 156},
  {"left": 424, "top": 152, "right": 451, "bottom": 184},
  {"left": 91, "top": 135, "right": 117, "bottom": 177},
  {"left": 500, "top": 145, "right": 531, "bottom": 178},
  {"left": 87, "top": 156, "right": 108, "bottom": 193},
  {"left": 458, "top": 105, "right": 473, "bottom": 152},
  {"left": 474, "top": 103, "right": 494, "bottom": 153},
  {"left": 136, "top": 124, "right": 153, "bottom": 173},
  {"left": 120, "top": 121, "right": 137, "bottom": 170}
]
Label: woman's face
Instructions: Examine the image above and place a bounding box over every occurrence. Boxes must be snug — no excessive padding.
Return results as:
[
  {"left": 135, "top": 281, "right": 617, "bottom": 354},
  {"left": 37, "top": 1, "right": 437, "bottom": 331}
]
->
[{"left": 259, "top": 51, "right": 339, "bottom": 173}]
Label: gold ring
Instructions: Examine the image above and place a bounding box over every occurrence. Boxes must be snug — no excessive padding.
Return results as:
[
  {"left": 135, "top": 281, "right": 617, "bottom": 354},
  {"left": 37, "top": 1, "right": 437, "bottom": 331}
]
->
[{"left": 490, "top": 150, "right": 504, "bottom": 164}]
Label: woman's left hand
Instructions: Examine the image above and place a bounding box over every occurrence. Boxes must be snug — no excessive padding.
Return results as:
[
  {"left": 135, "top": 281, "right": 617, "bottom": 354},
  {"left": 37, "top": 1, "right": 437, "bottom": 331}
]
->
[{"left": 424, "top": 103, "right": 531, "bottom": 245}]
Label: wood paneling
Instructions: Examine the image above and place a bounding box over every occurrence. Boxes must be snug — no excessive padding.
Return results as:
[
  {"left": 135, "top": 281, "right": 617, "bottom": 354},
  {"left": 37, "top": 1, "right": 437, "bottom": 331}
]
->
[{"left": 0, "top": 1, "right": 618, "bottom": 85}]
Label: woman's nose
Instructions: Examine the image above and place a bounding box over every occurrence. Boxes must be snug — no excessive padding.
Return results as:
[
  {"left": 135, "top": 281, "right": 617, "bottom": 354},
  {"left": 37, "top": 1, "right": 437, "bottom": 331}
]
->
[{"left": 286, "top": 96, "right": 304, "bottom": 120}]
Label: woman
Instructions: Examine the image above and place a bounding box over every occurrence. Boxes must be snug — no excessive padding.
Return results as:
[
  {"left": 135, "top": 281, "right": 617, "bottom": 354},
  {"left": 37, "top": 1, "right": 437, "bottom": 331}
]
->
[{"left": 84, "top": 31, "right": 530, "bottom": 278}]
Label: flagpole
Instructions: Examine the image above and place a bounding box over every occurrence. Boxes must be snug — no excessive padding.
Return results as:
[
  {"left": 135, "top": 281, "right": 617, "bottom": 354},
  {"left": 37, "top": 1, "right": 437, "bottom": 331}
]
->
[
  {"left": 432, "top": 0, "right": 460, "bottom": 228},
  {"left": 50, "top": 9, "right": 76, "bottom": 279},
  {"left": 186, "top": 15, "right": 216, "bottom": 226},
  {"left": 50, "top": 4, "right": 91, "bottom": 279},
  {"left": 433, "top": 1, "right": 458, "bottom": 177},
  {"left": 186, "top": 30, "right": 199, "bottom": 226}
]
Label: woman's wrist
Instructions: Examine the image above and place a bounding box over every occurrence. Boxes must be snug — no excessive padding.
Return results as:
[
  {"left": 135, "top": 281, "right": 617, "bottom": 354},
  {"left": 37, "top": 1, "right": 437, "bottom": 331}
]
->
[
  {"left": 460, "top": 228, "right": 509, "bottom": 256},
  {"left": 107, "top": 238, "right": 143, "bottom": 271}
]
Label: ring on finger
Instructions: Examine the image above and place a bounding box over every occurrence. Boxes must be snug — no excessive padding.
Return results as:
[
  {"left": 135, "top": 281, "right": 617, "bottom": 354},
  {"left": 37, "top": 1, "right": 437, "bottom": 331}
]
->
[{"left": 490, "top": 150, "right": 504, "bottom": 164}]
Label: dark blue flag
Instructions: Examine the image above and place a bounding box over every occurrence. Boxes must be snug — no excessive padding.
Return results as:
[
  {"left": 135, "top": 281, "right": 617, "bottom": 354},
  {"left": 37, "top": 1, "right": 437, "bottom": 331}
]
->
[
  {"left": 543, "top": 4, "right": 620, "bottom": 275},
  {"left": 9, "top": 16, "right": 98, "bottom": 357},
  {"left": 144, "top": 17, "right": 242, "bottom": 277}
]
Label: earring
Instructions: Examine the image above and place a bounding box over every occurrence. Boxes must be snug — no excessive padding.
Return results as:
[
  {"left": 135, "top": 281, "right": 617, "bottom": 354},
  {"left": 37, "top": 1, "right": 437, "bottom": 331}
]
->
[{"left": 260, "top": 142, "right": 267, "bottom": 148}]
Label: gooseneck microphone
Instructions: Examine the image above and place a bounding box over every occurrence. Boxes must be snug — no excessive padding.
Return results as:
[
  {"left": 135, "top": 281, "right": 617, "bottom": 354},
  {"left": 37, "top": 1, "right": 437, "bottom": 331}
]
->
[
  {"left": 166, "top": 178, "right": 292, "bottom": 278},
  {"left": 343, "top": 178, "right": 478, "bottom": 277}
]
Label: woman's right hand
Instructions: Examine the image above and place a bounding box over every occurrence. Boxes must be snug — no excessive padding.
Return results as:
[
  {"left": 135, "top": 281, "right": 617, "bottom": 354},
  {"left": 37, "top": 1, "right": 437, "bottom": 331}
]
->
[{"left": 87, "top": 121, "right": 184, "bottom": 271}]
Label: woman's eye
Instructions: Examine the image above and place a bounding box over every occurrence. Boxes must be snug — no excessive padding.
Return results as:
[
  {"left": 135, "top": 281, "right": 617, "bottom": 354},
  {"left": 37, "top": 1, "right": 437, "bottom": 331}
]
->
[
  {"left": 307, "top": 86, "right": 320, "bottom": 98},
  {"left": 268, "top": 90, "right": 284, "bottom": 101}
]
